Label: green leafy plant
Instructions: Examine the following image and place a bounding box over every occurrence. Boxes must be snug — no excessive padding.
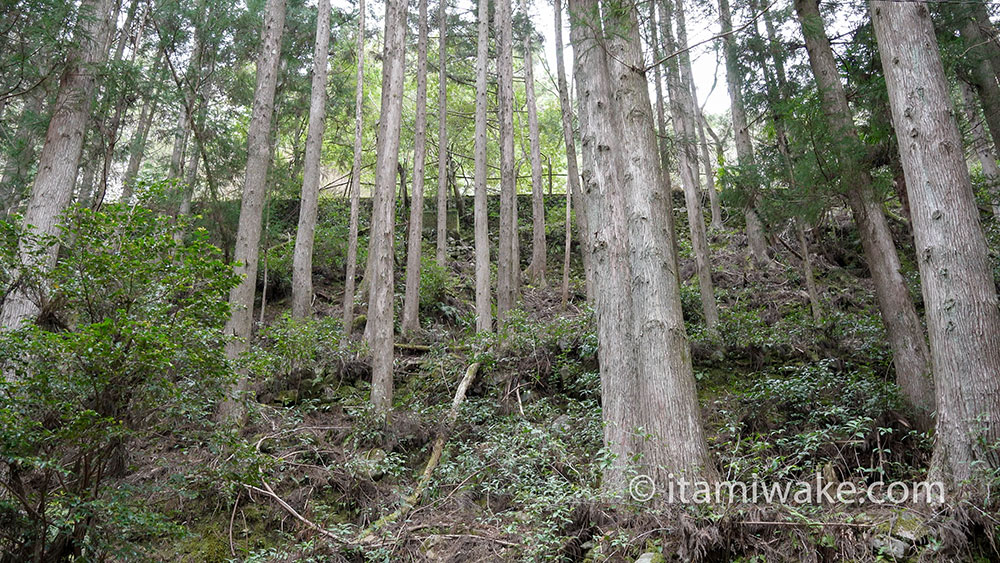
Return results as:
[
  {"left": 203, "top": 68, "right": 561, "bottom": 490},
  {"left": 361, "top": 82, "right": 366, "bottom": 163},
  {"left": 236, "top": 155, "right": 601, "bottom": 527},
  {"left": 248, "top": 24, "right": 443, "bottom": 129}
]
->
[{"left": 0, "top": 199, "right": 238, "bottom": 560}]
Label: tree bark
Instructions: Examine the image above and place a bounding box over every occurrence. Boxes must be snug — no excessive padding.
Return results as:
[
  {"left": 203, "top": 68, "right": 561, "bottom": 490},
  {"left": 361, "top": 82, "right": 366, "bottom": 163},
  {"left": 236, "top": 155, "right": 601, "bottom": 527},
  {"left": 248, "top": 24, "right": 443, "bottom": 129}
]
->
[
  {"left": 473, "top": 0, "right": 493, "bottom": 333},
  {"left": 662, "top": 0, "right": 719, "bottom": 331},
  {"left": 290, "top": 0, "right": 331, "bottom": 320},
  {"left": 523, "top": 0, "right": 546, "bottom": 288},
  {"left": 401, "top": 0, "right": 430, "bottom": 335},
  {"left": 218, "top": 0, "right": 286, "bottom": 422},
  {"left": 718, "top": 0, "right": 769, "bottom": 266},
  {"left": 794, "top": 0, "right": 933, "bottom": 429},
  {"left": 343, "top": 0, "right": 366, "bottom": 336},
  {"left": 122, "top": 52, "right": 163, "bottom": 203},
  {"left": 957, "top": 7, "right": 1000, "bottom": 155},
  {"left": 959, "top": 79, "right": 1000, "bottom": 218},
  {"left": 606, "top": 0, "right": 715, "bottom": 488},
  {"left": 553, "top": 0, "right": 590, "bottom": 301},
  {"left": 696, "top": 110, "right": 723, "bottom": 230},
  {"left": 0, "top": 89, "right": 45, "bottom": 217},
  {"left": 368, "top": 0, "right": 407, "bottom": 413},
  {"left": 569, "top": 0, "right": 639, "bottom": 494},
  {"left": 0, "top": 0, "right": 117, "bottom": 330},
  {"left": 435, "top": 0, "right": 449, "bottom": 267},
  {"left": 496, "top": 0, "right": 518, "bottom": 321},
  {"left": 872, "top": 0, "right": 1000, "bottom": 491},
  {"left": 648, "top": 0, "right": 679, "bottom": 265}
]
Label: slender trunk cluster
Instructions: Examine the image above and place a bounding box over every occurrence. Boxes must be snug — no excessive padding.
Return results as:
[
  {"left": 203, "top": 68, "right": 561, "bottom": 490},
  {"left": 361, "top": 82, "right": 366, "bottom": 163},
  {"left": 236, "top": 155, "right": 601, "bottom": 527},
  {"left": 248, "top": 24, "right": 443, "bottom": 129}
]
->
[
  {"left": 718, "top": 0, "right": 769, "bottom": 266},
  {"left": 401, "top": 0, "right": 430, "bottom": 335},
  {"left": 523, "top": 0, "right": 546, "bottom": 288},
  {"left": 0, "top": 0, "right": 118, "bottom": 331},
  {"left": 290, "top": 0, "right": 331, "bottom": 320},
  {"left": 959, "top": 80, "right": 1000, "bottom": 218},
  {"left": 553, "top": 0, "right": 589, "bottom": 302},
  {"left": 342, "top": 0, "right": 366, "bottom": 335},
  {"left": 794, "top": 0, "right": 933, "bottom": 429},
  {"left": 368, "top": 0, "right": 408, "bottom": 412},
  {"left": 661, "top": 0, "right": 719, "bottom": 331},
  {"left": 435, "top": 0, "right": 448, "bottom": 267}
]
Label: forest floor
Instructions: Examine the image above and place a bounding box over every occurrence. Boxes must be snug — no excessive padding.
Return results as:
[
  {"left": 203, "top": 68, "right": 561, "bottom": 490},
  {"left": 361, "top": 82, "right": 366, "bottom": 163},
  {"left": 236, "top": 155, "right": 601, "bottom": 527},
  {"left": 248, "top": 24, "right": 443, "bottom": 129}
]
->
[{"left": 128, "top": 206, "right": 1000, "bottom": 562}]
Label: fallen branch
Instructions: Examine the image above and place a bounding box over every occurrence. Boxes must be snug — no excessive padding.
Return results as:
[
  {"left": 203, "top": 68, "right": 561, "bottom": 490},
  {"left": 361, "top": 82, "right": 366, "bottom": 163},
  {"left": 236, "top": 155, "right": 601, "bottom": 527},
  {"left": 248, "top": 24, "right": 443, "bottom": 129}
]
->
[
  {"left": 358, "top": 362, "right": 482, "bottom": 543},
  {"left": 245, "top": 480, "right": 342, "bottom": 541},
  {"left": 394, "top": 342, "right": 470, "bottom": 352}
]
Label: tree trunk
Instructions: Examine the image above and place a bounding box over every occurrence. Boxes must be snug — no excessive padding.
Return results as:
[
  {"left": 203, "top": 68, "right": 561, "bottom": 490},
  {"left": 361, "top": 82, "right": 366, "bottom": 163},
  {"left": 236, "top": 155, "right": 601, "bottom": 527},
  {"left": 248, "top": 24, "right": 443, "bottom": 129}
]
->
[
  {"left": 795, "top": 0, "right": 933, "bottom": 429},
  {"left": 648, "top": 0, "right": 679, "bottom": 266},
  {"left": 553, "top": 0, "right": 590, "bottom": 301},
  {"left": 0, "top": 0, "right": 117, "bottom": 331},
  {"left": 957, "top": 10, "right": 1000, "bottom": 155},
  {"left": 523, "top": 0, "right": 546, "bottom": 288},
  {"left": 662, "top": 0, "right": 719, "bottom": 331},
  {"left": 754, "top": 0, "right": 822, "bottom": 321},
  {"left": 290, "top": 0, "right": 331, "bottom": 320},
  {"left": 718, "top": 0, "right": 768, "bottom": 266},
  {"left": 606, "top": 0, "right": 715, "bottom": 489},
  {"left": 401, "top": 0, "right": 430, "bottom": 335},
  {"left": 696, "top": 110, "right": 723, "bottom": 230},
  {"left": 473, "top": 0, "right": 492, "bottom": 333},
  {"left": 569, "top": 0, "right": 639, "bottom": 494},
  {"left": 959, "top": 79, "right": 1000, "bottom": 218},
  {"left": 342, "top": 0, "right": 366, "bottom": 336},
  {"left": 122, "top": 52, "right": 163, "bottom": 203},
  {"left": 496, "top": 0, "right": 517, "bottom": 321},
  {"left": 872, "top": 0, "right": 1000, "bottom": 491},
  {"left": 796, "top": 220, "right": 823, "bottom": 322},
  {"left": 435, "top": 0, "right": 449, "bottom": 267},
  {"left": 0, "top": 89, "right": 45, "bottom": 217},
  {"left": 368, "top": 0, "right": 407, "bottom": 413},
  {"left": 218, "top": 0, "right": 286, "bottom": 423}
]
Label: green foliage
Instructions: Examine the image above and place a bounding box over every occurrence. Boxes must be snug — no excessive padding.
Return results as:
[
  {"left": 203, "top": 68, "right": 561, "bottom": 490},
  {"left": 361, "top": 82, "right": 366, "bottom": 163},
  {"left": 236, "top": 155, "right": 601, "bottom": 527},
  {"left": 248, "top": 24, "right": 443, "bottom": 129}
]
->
[
  {"left": 0, "top": 200, "right": 238, "bottom": 560},
  {"left": 711, "top": 360, "right": 925, "bottom": 485}
]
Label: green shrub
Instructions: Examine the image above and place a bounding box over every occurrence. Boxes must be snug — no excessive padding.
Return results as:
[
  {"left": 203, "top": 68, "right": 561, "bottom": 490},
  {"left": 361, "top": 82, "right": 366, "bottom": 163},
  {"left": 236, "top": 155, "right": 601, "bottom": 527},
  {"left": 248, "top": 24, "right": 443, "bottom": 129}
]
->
[{"left": 0, "top": 199, "right": 238, "bottom": 560}]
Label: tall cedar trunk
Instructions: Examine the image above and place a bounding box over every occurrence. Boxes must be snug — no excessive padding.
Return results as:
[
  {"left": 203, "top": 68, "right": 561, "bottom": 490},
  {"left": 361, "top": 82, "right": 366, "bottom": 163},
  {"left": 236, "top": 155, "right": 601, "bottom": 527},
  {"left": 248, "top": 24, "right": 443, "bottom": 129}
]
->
[
  {"left": 401, "top": 0, "right": 430, "bottom": 335},
  {"left": 605, "top": 0, "right": 715, "bottom": 489},
  {"left": 794, "top": 0, "right": 934, "bottom": 429},
  {"left": 872, "top": 0, "right": 1000, "bottom": 490},
  {"left": 649, "top": 0, "right": 679, "bottom": 264},
  {"left": 569, "top": 0, "right": 639, "bottom": 494},
  {"left": 95, "top": 0, "right": 142, "bottom": 209},
  {"left": 696, "top": 110, "right": 723, "bottom": 230},
  {"left": 553, "top": 0, "right": 590, "bottom": 301},
  {"left": 168, "top": 105, "right": 188, "bottom": 180},
  {"left": 523, "top": 0, "right": 546, "bottom": 287},
  {"left": 662, "top": 0, "right": 719, "bottom": 331},
  {"left": 959, "top": 80, "right": 1000, "bottom": 217},
  {"left": 496, "top": 0, "right": 518, "bottom": 321},
  {"left": 368, "top": 0, "right": 407, "bottom": 412},
  {"left": 717, "top": 0, "right": 768, "bottom": 266},
  {"left": 473, "top": 0, "right": 492, "bottom": 333},
  {"left": 957, "top": 9, "right": 1000, "bottom": 155},
  {"left": 122, "top": 52, "right": 162, "bottom": 202},
  {"left": 755, "top": 0, "right": 822, "bottom": 320},
  {"left": 290, "top": 0, "right": 331, "bottom": 319},
  {"left": 0, "top": 89, "right": 45, "bottom": 216},
  {"left": 0, "top": 0, "right": 116, "bottom": 331},
  {"left": 342, "top": 0, "right": 365, "bottom": 335},
  {"left": 435, "top": 0, "right": 449, "bottom": 266},
  {"left": 218, "top": 0, "right": 285, "bottom": 423}
]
